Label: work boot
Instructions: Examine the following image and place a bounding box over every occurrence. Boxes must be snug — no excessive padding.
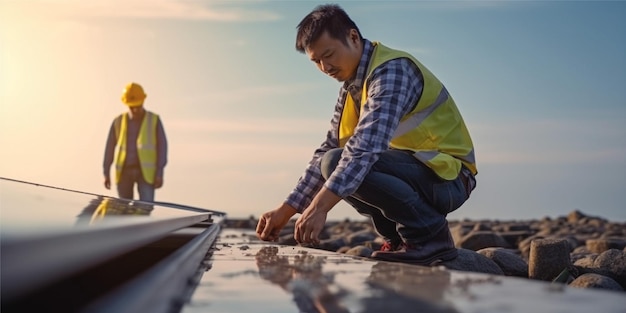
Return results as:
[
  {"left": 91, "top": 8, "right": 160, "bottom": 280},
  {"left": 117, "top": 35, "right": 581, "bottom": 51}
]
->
[
  {"left": 379, "top": 239, "right": 404, "bottom": 252},
  {"left": 371, "top": 222, "right": 458, "bottom": 266}
]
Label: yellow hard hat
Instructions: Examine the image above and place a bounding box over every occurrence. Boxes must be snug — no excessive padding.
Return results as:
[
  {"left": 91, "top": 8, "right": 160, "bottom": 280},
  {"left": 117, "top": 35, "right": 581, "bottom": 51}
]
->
[{"left": 121, "top": 82, "right": 147, "bottom": 107}]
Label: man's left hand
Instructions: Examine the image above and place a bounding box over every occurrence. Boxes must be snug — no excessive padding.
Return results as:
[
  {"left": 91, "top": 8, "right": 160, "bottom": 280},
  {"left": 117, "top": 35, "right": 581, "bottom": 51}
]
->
[
  {"left": 294, "top": 206, "right": 328, "bottom": 245},
  {"left": 294, "top": 187, "right": 341, "bottom": 245},
  {"left": 154, "top": 177, "right": 163, "bottom": 188}
]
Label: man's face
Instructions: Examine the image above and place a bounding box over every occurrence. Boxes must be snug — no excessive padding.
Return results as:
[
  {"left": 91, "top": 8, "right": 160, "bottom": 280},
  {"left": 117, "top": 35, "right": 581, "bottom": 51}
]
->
[
  {"left": 128, "top": 105, "right": 145, "bottom": 118},
  {"left": 305, "top": 30, "right": 362, "bottom": 82}
]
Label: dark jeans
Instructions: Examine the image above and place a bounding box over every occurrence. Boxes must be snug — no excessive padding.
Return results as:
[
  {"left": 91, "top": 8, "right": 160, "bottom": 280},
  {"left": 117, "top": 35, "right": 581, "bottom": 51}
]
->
[
  {"left": 117, "top": 166, "right": 155, "bottom": 202},
  {"left": 320, "top": 148, "right": 472, "bottom": 244}
]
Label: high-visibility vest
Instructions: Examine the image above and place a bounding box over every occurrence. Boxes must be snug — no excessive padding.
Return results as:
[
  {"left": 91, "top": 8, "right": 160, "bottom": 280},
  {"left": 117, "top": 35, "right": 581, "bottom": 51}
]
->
[
  {"left": 114, "top": 111, "right": 159, "bottom": 184},
  {"left": 339, "top": 42, "right": 477, "bottom": 180}
]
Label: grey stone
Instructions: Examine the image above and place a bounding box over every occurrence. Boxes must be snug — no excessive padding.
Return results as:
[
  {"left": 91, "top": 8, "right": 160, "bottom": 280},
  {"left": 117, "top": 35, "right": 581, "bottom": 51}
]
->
[
  {"left": 498, "top": 230, "right": 534, "bottom": 248},
  {"left": 567, "top": 210, "right": 587, "bottom": 223},
  {"left": 223, "top": 211, "right": 626, "bottom": 295},
  {"left": 472, "top": 223, "right": 491, "bottom": 231},
  {"left": 572, "top": 245, "right": 592, "bottom": 254},
  {"left": 562, "top": 236, "right": 580, "bottom": 251},
  {"left": 569, "top": 273, "right": 624, "bottom": 291},
  {"left": 593, "top": 249, "right": 626, "bottom": 288},
  {"left": 457, "top": 231, "right": 511, "bottom": 251},
  {"left": 503, "top": 223, "right": 532, "bottom": 232},
  {"left": 529, "top": 238, "right": 571, "bottom": 281},
  {"left": 586, "top": 238, "right": 626, "bottom": 253},
  {"left": 319, "top": 236, "right": 347, "bottom": 252},
  {"left": 441, "top": 248, "right": 505, "bottom": 275},
  {"left": 336, "top": 246, "right": 351, "bottom": 254},
  {"left": 344, "top": 245, "right": 373, "bottom": 257},
  {"left": 478, "top": 247, "right": 528, "bottom": 278},
  {"left": 573, "top": 254, "right": 598, "bottom": 267},
  {"left": 278, "top": 233, "right": 297, "bottom": 246},
  {"left": 346, "top": 229, "right": 378, "bottom": 246},
  {"left": 518, "top": 234, "right": 544, "bottom": 260},
  {"left": 449, "top": 223, "right": 471, "bottom": 246}
]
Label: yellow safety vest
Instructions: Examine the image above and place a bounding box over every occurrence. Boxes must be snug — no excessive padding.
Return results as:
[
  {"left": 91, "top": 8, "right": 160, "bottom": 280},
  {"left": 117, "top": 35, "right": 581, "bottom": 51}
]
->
[
  {"left": 114, "top": 111, "right": 159, "bottom": 184},
  {"left": 339, "top": 42, "right": 477, "bottom": 180}
]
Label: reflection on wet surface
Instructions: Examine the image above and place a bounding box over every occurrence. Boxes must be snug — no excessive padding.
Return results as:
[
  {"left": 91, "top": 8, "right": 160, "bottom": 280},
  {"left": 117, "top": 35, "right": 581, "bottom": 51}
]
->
[
  {"left": 75, "top": 196, "right": 154, "bottom": 225},
  {"left": 255, "top": 246, "right": 352, "bottom": 313},
  {"left": 252, "top": 246, "right": 461, "bottom": 313},
  {"left": 0, "top": 177, "right": 217, "bottom": 234},
  {"left": 183, "top": 230, "right": 626, "bottom": 313}
]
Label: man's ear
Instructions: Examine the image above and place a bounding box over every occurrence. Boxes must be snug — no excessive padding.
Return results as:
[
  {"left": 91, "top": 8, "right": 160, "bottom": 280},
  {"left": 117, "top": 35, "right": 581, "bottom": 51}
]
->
[{"left": 348, "top": 29, "right": 360, "bottom": 44}]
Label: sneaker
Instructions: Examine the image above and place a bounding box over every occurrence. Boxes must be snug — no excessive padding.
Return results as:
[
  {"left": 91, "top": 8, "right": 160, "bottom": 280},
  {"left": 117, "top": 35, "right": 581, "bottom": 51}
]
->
[{"left": 371, "top": 222, "right": 458, "bottom": 266}]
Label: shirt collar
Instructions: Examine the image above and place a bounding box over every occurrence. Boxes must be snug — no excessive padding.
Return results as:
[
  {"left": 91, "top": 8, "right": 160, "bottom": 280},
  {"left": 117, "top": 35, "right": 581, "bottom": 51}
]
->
[
  {"left": 128, "top": 111, "right": 145, "bottom": 121},
  {"left": 344, "top": 39, "right": 374, "bottom": 96}
]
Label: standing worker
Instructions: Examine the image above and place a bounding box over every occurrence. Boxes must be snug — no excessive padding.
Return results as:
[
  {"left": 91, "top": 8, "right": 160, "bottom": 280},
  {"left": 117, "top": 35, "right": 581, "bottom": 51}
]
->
[
  {"left": 256, "top": 4, "right": 477, "bottom": 265},
  {"left": 103, "top": 82, "right": 168, "bottom": 203}
]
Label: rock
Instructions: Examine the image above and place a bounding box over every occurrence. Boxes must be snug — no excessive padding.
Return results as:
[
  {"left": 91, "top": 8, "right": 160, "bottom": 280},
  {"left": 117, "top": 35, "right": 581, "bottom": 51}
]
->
[
  {"left": 498, "top": 231, "right": 534, "bottom": 248},
  {"left": 567, "top": 210, "right": 587, "bottom": 223},
  {"left": 569, "top": 273, "right": 623, "bottom": 291},
  {"left": 528, "top": 238, "right": 571, "bottom": 281},
  {"left": 344, "top": 245, "right": 374, "bottom": 257},
  {"left": 278, "top": 233, "right": 297, "bottom": 246},
  {"left": 501, "top": 223, "right": 532, "bottom": 232},
  {"left": 472, "top": 223, "right": 491, "bottom": 231},
  {"left": 562, "top": 235, "right": 581, "bottom": 251},
  {"left": 457, "top": 231, "right": 511, "bottom": 251},
  {"left": 336, "top": 246, "right": 351, "bottom": 254},
  {"left": 586, "top": 238, "right": 626, "bottom": 253},
  {"left": 318, "top": 236, "right": 347, "bottom": 252},
  {"left": 573, "top": 254, "right": 598, "bottom": 268},
  {"left": 441, "top": 248, "right": 504, "bottom": 275},
  {"left": 345, "top": 229, "right": 378, "bottom": 246},
  {"left": 449, "top": 223, "right": 470, "bottom": 245},
  {"left": 477, "top": 247, "right": 528, "bottom": 277},
  {"left": 572, "top": 245, "right": 592, "bottom": 254},
  {"left": 592, "top": 249, "right": 626, "bottom": 288},
  {"left": 221, "top": 211, "right": 626, "bottom": 294},
  {"left": 517, "top": 234, "right": 544, "bottom": 260}
]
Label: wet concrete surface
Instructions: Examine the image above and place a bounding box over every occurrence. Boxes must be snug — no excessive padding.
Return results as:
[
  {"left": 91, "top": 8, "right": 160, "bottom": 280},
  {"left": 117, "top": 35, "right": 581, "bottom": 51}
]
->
[{"left": 182, "top": 229, "right": 626, "bottom": 313}]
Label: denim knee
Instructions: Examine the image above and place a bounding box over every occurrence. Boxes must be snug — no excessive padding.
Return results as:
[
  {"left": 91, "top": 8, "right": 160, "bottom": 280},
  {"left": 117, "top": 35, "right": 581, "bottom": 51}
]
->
[
  {"left": 432, "top": 177, "right": 467, "bottom": 215},
  {"left": 320, "top": 148, "right": 343, "bottom": 179}
]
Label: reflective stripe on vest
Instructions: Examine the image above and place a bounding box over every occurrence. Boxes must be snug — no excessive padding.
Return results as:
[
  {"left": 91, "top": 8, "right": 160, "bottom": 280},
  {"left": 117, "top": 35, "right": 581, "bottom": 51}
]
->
[
  {"left": 338, "top": 42, "right": 477, "bottom": 180},
  {"left": 114, "top": 111, "right": 159, "bottom": 184}
]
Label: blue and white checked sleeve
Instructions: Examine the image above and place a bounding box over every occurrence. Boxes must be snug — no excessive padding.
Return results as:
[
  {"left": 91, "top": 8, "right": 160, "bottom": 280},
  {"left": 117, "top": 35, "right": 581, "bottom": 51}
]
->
[
  {"left": 326, "top": 58, "right": 423, "bottom": 198},
  {"left": 285, "top": 57, "right": 423, "bottom": 212}
]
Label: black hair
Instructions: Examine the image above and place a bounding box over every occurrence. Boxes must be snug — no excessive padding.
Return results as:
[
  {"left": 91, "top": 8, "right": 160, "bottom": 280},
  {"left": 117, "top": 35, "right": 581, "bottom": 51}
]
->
[{"left": 295, "top": 4, "right": 362, "bottom": 53}]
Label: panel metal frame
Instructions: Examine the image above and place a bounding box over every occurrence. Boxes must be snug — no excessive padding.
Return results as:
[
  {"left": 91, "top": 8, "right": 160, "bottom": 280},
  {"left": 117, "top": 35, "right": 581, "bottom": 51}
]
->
[
  {"left": 1, "top": 213, "right": 212, "bottom": 301},
  {"left": 81, "top": 222, "right": 221, "bottom": 313}
]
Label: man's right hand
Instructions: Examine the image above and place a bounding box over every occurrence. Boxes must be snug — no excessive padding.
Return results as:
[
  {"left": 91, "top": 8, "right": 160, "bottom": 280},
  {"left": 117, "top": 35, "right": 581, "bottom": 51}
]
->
[
  {"left": 256, "top": 204, "right": 298, "bottom": 241},
  {"left": 104, "top": 176, "right": 111, "bottom": 190}
]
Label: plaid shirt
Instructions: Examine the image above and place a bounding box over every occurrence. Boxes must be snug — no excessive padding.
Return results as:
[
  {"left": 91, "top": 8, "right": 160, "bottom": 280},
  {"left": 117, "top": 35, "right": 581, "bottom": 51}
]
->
[{"left": 286, "top": 39, "right": 424, "bottom": 213}]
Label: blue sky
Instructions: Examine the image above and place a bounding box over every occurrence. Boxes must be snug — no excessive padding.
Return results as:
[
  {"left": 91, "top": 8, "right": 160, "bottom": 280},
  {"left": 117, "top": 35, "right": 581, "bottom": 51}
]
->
[{"left": 1, "top": 1, "right": 625, "bottom": 222}]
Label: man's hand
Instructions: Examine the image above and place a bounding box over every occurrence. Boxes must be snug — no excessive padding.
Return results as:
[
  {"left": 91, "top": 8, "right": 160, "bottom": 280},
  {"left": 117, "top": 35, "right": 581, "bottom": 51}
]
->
[
  {"left": 104, "top": 176, "right": 111, "bottom": 190},
  {"left": 154, "top": 177, "right": 163, "bottom": 188},
  {"left": 294, "top": 207, "right": 328, "bottom": 245},
  {"left": 256, "top": 204, "right": 297, "bottom": 241},
  {"left": 294, "top": 187, "right": 341, "bottom": 245}
]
